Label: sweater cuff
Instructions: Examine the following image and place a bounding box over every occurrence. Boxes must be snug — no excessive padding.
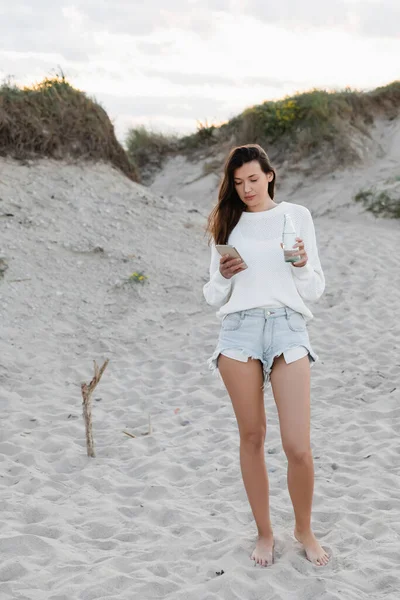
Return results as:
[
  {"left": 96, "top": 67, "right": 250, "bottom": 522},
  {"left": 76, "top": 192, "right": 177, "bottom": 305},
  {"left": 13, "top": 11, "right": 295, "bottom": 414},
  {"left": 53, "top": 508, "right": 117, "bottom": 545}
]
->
[
  {"left": 213, "top": 268, "right": 233, "bottom": 288},
  {"left": 291, "top": 263, "right": 313, "bottom": 279}
]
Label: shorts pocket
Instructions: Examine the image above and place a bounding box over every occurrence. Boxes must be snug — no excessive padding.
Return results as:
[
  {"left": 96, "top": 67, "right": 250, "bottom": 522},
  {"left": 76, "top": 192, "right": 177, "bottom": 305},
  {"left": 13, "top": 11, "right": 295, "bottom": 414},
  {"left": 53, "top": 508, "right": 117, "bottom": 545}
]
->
[
  {"left": 286, "top": 311, "right": 306, "bottom": 332},
  {"left": 221, "top": 312, "right": 243, "bottom": 331}
]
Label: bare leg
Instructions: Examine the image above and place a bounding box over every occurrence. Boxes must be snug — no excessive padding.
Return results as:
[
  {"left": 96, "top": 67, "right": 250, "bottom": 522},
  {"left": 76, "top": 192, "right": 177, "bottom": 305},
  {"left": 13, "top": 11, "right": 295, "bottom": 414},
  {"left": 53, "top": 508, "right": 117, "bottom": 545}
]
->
[
  {"left": 270, "top": 354, "right": 330, "bottom": 566},
  {"left": 218, "top": 354, "right": 274, "bottom": 567}
]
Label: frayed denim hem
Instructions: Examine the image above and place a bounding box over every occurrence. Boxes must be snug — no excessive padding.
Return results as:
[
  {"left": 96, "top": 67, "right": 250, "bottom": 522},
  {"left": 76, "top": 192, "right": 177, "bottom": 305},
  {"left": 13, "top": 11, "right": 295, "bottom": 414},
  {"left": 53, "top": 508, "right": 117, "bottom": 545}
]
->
[
  {"left": 207, "top": 344, "right": 319, "bottom": 393},
  {"left": 207, "top": 347, "right": 265, "bottom": 390},
  {"left": 261, "top": 344, "right": 319, "bottom": 391}
]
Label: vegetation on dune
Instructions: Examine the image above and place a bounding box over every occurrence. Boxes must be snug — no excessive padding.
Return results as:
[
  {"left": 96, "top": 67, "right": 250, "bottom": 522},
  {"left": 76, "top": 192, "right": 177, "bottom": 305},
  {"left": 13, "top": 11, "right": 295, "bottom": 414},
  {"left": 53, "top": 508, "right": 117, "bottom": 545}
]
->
[
  {"left": 1, "top": 71, "right": 399, "bottom": 191},
  {"left": 124, "top": 118, "right": 219, "bottom": 177},
  {"left": 126, "top": 81, "right": 400, "bottom": 176},
  {"left": 193, "top": 81, "right": 400, "bottom": 155},
  {"left": 0, "top": 73, "right": 139, "bottom": 181},
  {"left": 354, "top": 188, "right": 400, "bottom": 219},
  {"left": 125, "top": 125, "right": 180, "bottom": 175}
]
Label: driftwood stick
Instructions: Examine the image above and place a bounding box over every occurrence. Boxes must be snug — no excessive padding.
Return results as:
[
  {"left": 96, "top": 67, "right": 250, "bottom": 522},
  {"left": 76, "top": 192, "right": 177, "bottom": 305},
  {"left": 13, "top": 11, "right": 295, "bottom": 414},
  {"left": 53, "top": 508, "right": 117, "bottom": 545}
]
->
[
  {"left": 122, "top": 413, "right": 152, "bottom": 439},
  {"left": 81, "top": 359, "right": 109, "bottom": 457},
  {"left": 8, "top": 278, "right": 32, "bottom": 283}
]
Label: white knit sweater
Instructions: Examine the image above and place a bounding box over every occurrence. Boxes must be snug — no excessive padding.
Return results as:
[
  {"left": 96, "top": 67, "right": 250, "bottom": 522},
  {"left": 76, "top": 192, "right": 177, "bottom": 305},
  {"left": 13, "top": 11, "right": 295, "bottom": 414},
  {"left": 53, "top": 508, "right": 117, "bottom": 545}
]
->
[{"left": 203, "top": 201, "right": 325, "bottom": 321}]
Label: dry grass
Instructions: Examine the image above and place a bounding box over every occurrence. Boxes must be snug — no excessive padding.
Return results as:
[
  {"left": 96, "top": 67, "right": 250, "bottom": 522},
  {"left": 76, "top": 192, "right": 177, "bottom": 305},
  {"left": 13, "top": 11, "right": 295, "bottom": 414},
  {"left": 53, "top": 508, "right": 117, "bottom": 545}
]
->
[
  {"left": 0, "top": 73, "right": 138, "bottom": 182},
  {"left": 125, "top": 124, "right": 180, "bottom": 179}
]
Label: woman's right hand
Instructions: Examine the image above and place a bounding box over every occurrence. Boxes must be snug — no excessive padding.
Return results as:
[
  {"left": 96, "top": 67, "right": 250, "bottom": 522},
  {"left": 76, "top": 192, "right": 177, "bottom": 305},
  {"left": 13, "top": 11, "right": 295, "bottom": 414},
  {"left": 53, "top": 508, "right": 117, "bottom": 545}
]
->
[{"left": 219, "top": 255, "right": 247, "bottom": 279}]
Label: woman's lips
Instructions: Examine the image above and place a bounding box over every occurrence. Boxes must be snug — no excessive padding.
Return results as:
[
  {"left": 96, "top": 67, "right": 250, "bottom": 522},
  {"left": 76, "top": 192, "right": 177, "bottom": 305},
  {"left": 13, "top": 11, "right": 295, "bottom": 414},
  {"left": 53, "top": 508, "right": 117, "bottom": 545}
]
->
[{"left": 245, "top": 195, "right": 255, "bottom": 200}]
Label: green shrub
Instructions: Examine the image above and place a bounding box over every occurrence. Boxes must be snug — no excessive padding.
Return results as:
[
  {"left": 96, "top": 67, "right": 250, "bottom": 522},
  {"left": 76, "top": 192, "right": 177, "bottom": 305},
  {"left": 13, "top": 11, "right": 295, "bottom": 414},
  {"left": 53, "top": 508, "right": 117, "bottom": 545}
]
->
[
  {"left": 127, "top": 271, "right": 148, "bottom": 284},
  {"left": 180, "top": 81, "right": 400, "bottom": 166},
  {"left": 354, "top": 189, "right": 400, "bottom": 218}
]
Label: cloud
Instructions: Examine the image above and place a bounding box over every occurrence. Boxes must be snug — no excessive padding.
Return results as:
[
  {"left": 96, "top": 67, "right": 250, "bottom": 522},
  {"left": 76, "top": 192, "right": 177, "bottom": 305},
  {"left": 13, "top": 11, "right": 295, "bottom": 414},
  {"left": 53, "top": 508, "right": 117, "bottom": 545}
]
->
[
  {"left": 0, "top": 0, "right": 398, "bottom": 64},
  {"left": 0, "top": 0, "right": 226, "bottom": 51},
  {"left": 96, "top": 92, "right": 228, "bottom": 119},
  {"left": 143, "top": 68, "right": 300, "bottom": 88},
  {"left": 74, "top": 0, "right": 231, "bottom": 36},
  {"left": 0, "top": 4, "right": 94, "bottom": 60},
  {"left": 136, "top": 41, "right": 177, "bottom": 56},
  {"left": 244, "top": 0, "right": 400, "bottom": 38}
]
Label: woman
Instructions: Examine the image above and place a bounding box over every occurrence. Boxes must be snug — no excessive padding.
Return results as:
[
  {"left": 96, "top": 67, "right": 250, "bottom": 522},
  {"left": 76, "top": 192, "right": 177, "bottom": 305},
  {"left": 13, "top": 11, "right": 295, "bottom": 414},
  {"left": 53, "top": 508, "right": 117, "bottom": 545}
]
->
[{"left": 203, "top": 144, "right": 330, "bottom": 568}]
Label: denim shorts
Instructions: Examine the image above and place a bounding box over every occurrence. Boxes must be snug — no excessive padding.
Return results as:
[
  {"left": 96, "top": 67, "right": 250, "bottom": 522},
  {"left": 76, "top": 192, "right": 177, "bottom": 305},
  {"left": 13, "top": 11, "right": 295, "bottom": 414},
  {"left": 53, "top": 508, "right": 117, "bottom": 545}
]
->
[{"left": 207, "top": 306, "right": 318, "bottom": 390}]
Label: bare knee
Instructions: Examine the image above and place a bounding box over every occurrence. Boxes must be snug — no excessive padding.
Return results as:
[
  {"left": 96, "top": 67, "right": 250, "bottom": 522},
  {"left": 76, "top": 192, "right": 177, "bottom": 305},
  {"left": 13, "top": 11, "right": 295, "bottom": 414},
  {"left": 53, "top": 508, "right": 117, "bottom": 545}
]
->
[
  {"left": 284, "top": 446, "right": 312, "bottom": 464},
  {"left": 240, "top": 428, "right": 266, "bottom": 452}
]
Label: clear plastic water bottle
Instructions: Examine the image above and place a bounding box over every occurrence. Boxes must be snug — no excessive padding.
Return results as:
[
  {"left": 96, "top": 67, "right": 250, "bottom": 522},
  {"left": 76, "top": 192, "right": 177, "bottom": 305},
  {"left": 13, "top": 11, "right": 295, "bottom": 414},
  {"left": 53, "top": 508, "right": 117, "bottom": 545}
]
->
[{"left": 282, "top": 213, "right": 301, "bottom": 263}]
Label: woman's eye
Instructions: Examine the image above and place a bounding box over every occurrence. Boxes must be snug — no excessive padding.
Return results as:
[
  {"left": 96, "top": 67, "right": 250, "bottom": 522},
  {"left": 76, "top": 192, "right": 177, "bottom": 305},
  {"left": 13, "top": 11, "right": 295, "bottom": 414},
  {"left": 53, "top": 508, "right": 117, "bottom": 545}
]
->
[{"left": 235, "top": 180, "right": 258, "bottom": 184}]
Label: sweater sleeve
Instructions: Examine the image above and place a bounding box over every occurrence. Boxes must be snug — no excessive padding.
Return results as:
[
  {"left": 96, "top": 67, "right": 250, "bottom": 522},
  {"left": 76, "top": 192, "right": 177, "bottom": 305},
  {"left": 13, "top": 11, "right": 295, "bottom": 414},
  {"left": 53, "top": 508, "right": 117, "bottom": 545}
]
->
[
  {"left": 291, "top": 209, "right": 325, "bottom": 302},
  {"left": 203, "top": 240, "right": 233, "bottom": 307}
]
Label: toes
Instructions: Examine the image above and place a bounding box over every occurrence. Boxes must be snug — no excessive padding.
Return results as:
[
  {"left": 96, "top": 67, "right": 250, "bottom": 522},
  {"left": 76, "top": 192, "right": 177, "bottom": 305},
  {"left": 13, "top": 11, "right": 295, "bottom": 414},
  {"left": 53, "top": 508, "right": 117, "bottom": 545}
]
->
[
  {"left": 251, "top": 550, "right": 274, "bottom": 567},
  {"left": 315, "top": 553, "right": 330, "bottom": 566},
  {"left": 252, "top": 555, "right": 270, "bottom": 567},
  {"left": 321, "top": 552, "right": 329, "bottom": 564}
]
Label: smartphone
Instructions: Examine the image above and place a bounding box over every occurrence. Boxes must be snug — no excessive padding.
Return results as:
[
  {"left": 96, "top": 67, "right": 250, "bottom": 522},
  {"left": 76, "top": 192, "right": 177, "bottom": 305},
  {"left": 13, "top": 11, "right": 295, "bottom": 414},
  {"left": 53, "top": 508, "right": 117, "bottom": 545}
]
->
[{"left": 215, "top": 244, "right": 248, "bottom": 269}]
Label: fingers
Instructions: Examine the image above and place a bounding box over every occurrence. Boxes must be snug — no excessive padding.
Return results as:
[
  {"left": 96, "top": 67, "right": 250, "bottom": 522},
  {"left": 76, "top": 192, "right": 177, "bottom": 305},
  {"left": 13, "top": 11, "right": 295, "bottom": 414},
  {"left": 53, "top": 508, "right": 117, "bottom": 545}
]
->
[
  {"left": 292, "top": 259, "right": 308, "bottom": 267},
  {"left": 283, "top": 239, "right": 305, "bottom": 251},
  {"left": 282, "top": 240, "right": 307, "bottom": 261},
  {"left": 221, "top": 254, "right": 236, "bottom": 263},
  {"left": 232, "top": 260, "right": 247, "bottom": 272},
  {"left": 296, "top": 250, "right": 308, "bottom": 267},
  {"left": 221, "top": 256, "right": 244, "bottom": 267},
  {"left": 293, "top": 239, "right": 307, "bottom": 262},
  {"left": 292, "top": 251, "right": 308, "bottom": 267},
  {"left": 220, "top": 255, "right": 247, "bottom": 278}
]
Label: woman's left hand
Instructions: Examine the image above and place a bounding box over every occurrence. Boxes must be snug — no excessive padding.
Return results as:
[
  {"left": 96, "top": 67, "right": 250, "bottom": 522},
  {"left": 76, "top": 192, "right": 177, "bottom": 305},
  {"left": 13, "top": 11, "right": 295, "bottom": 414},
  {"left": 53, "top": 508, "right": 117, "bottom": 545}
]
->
[
  {"left": 281, "top": 237, "right": 308, "bottom": 267},
  {"left": 292, "top": 237, "right": 308, "bottom": 267}
]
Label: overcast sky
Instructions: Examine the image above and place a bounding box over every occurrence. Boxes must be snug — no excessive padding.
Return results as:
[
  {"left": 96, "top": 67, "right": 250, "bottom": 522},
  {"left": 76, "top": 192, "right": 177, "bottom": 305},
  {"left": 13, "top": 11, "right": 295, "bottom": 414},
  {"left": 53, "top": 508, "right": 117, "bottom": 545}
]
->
[{"left": 1, "top": 0, "right": 399, "bottom": 144}]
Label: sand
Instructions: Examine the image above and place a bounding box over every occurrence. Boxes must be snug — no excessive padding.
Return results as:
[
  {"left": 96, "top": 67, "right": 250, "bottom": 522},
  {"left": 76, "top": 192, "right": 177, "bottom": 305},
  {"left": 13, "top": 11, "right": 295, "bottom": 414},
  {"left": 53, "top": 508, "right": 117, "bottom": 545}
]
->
[{"left": 0, "top": 123, "right": 400, "bottom": 599}]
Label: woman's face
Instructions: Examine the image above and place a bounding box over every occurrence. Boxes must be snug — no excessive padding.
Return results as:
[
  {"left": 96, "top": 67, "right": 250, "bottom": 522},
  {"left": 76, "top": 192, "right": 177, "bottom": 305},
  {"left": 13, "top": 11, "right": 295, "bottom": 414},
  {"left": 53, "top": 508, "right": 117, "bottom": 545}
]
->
[{"left": 233, "top": 160, "right": 273, "bottom": 210}]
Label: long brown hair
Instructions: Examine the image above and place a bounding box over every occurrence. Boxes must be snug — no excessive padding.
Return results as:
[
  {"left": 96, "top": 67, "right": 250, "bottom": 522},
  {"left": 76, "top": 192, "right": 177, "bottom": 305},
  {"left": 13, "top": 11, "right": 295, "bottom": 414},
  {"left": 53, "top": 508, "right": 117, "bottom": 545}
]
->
[{"left": 205, "top": 144, "right": 276, "bottom": 245}]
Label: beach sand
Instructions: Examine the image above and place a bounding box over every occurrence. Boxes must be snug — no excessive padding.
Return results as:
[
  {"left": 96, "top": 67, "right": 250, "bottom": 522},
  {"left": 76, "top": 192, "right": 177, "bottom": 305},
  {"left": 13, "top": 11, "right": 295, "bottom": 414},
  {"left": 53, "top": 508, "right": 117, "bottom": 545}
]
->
[{"left": 0, "top": 136, "right": 399, "bottom": 599}]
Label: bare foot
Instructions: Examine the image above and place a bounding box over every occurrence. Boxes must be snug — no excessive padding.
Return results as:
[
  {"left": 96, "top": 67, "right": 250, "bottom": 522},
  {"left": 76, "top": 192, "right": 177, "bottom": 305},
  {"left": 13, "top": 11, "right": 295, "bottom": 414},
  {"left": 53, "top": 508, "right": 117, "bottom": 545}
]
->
[
  {"left": 294, "top": 527, "right": 330, "bottom": 566},
  {"left": 250, "top": 535, "right": 275, "bottom": 567}
]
